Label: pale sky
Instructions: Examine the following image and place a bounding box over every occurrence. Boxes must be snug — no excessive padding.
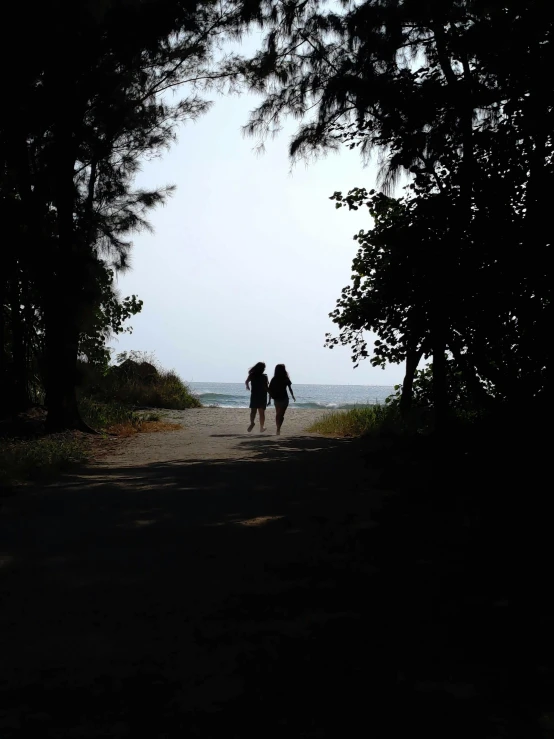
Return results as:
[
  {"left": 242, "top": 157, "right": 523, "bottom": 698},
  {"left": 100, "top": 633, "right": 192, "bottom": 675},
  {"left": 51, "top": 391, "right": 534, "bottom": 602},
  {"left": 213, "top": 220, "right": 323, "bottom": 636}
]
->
[{"left": 113, "top": 87, "right": 405, "bottom": 386}]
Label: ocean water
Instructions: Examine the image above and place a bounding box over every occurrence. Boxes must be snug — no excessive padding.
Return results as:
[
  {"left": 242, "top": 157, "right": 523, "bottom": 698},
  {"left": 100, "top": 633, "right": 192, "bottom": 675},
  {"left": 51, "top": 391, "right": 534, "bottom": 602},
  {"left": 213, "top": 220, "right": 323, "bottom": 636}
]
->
[{"left": 189, "top": 382, "right": 395, "bottom": 410}]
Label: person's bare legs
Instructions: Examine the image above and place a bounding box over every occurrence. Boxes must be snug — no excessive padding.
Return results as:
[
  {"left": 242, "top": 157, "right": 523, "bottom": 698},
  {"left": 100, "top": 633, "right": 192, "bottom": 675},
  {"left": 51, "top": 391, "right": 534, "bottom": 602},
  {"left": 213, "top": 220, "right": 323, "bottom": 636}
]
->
[
  {"left": 259, "top": 409, "right": 266, "bottom": 432},
  {"left": 248, "top": 408, "right": 256, "bottom": 432},
  {"left": 275, "top": 403, "right": 287, "bottom": 435}
]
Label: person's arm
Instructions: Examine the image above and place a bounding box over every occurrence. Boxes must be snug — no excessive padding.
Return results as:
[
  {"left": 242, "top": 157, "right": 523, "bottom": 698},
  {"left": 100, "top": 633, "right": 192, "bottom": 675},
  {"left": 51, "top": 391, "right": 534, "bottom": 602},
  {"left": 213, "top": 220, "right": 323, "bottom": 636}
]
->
[
  {"left": 245, "top": 376, "right": 251, "bottom": 391},
  {"left": 288, "top": 383, "right": 296, "bottom": 402},
  {"left": 266, "top": 377, "right": 271, "bottom": 405}
]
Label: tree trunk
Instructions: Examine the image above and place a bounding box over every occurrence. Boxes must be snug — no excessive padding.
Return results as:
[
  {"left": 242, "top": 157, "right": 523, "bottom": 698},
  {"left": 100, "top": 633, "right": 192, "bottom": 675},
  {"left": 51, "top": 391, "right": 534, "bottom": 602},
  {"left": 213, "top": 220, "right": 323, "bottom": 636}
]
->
[
  {"left": 44, "top": 300, "right": 92, "bottom": 432},
  {"left": 432, "top": 317, "right": 448, "bottom": 432},
  {"left": 9, "top": 272, "right": 31, "bottom": 413},
  {"left": 44, "top": 125, "right": 94, "bottom": 433},
  {"left": 400, "top": 346, "right": 423, "bottom": 415},
  {"left": 44, "top": 343, "right": 80, "bottom": 431},
  {"left": 0, "top": 277, "right": 7, "bottom": 416}
]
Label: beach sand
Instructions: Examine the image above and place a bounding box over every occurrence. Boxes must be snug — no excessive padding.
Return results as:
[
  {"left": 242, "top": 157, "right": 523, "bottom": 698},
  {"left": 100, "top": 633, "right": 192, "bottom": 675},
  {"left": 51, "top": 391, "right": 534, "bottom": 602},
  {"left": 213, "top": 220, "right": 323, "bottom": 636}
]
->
[{"left": 102, "top": 407, "right": 329, "bottom": 466}]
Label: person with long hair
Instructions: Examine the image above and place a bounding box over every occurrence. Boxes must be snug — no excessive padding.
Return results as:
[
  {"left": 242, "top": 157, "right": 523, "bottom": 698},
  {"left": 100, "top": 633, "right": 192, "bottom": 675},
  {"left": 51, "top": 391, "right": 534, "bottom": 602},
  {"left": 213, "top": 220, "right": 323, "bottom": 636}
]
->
[
  {"left": 245, "top": 361, "right": 270, "bottom": 432},
  {"left": 269, "top": 364, "right": 296, "bottom": 435}
]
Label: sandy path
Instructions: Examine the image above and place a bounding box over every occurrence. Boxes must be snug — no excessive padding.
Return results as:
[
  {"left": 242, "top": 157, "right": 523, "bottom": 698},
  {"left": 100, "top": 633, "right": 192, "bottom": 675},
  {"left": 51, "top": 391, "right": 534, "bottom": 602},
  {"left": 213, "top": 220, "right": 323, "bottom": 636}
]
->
[
  {"left": 103, "top": 407, "right": 328, "bottom": 466},
  {"left": 0, "top": 408, "right": 382, "bottom": 737}
]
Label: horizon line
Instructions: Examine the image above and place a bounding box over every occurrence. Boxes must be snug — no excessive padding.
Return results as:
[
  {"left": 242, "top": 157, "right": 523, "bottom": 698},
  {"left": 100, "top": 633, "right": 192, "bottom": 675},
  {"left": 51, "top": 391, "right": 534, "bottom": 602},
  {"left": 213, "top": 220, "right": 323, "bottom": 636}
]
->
[{"left": 187, "top": 381, "right": 396, "bottom": 387}]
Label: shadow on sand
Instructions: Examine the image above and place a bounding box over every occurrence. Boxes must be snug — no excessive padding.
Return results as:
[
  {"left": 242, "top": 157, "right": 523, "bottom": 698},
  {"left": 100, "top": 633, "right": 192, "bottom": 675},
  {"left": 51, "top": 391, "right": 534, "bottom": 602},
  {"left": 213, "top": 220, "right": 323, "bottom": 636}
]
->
[{"left": 0, "top": 434, "right": 536, "bottom": 736}]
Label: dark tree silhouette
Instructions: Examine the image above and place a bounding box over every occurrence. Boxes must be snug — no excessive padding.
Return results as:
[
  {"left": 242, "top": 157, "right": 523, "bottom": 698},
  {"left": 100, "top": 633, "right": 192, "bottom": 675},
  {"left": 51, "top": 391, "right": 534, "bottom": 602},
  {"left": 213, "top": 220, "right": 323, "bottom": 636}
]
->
[
  {"left": 0, "top": 0, "right": 241, "bottom": 429},
  {"left": 237, "top": 0, "right": 553, "bottom": 421}
]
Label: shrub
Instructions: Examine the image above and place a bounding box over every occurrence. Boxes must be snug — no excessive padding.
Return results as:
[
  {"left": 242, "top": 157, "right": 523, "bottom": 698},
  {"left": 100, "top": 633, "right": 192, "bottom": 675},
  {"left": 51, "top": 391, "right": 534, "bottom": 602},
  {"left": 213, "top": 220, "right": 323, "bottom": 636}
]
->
[
  {"left": 79, "top": 354, "right": 201, "bottom": 410},
  {"left": 79, "top": 397, "right": 161, "bottom": 430},
  {"left": 385, "top": 361, "right": 494, "bottom": 411}
]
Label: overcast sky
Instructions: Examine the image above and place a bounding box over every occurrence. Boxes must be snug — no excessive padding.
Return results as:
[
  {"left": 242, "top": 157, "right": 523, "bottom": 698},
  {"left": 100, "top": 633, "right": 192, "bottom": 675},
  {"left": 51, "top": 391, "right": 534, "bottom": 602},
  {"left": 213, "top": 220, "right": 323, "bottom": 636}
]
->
[{"left": 113, "top": 87, "right": 405, "bottom": 386}]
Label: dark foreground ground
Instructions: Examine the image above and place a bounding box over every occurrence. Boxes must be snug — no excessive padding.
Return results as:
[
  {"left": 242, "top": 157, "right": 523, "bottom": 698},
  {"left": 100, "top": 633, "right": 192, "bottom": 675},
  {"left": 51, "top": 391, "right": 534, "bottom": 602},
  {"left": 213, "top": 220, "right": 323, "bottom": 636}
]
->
[{"left": 0, "top": 421, "right": 552, "bottom": 738}]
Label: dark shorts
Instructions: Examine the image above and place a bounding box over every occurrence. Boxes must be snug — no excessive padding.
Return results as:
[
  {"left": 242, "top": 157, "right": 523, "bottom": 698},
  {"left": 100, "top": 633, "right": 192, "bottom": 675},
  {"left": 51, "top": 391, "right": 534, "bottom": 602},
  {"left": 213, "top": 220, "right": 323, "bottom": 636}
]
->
[
  {"left": 250, "top": 394, "right": 267, "bottom": 410},
  {"left": 274, "top": 398, "right": 289, "bottom": 410}
]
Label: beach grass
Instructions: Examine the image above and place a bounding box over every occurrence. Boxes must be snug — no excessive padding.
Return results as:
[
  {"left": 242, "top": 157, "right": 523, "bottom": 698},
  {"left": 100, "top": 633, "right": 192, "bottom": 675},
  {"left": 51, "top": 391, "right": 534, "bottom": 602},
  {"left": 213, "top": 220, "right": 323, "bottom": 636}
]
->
[
  {"left": 80, "top": 398, "right": 184, "bottom": 436},
  {"left": 0, "top": 401, "right": 182, "bottom": 487},
  {"left": 104, "top": 369, "right": 202, "bottom": 410},
  {"left": 308, "top": 405, "right": 400, "bottom": 437},
  {"left": 0, "top": 433, "right": 89, "bottom": 486},
  {"left": 80, "top": 398, "right": 158, "bottom": 429},
  {"left": 82, "top": 363, "right": 202, "bottom": 411}
]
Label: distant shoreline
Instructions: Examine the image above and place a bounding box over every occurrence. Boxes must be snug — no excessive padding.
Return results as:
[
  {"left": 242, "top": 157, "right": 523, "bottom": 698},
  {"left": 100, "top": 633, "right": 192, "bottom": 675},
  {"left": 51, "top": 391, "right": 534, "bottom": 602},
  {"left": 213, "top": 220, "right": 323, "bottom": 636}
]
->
[
  {"left": 188, "top": 381, "right": 395, "bottom": 410},
  {"left": 189, "top": 382, "right": 396, "bottom": 387},
  {"left": 195, "top": 403, "right": 387, "bottom": 410}
]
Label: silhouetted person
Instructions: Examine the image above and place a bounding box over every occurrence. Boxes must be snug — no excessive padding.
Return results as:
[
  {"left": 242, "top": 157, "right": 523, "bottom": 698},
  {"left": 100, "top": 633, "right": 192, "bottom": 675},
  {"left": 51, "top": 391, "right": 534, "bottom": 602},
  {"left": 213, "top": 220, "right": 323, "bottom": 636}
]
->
[
  {"left": 245, "top": 361, "right": 270, "bottom": 432},
  {"left": 269, "top": 364, "right": 296, "bottom": 435}
]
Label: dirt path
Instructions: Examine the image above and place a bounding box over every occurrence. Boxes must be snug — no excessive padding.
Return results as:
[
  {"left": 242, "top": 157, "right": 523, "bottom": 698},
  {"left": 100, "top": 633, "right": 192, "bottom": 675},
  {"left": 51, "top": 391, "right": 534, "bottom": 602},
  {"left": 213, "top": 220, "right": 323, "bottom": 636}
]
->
[
  {"left": 0, "top": 409, "right": 384, "bottom": 737},
  {"left": 1, "top": 409, "right": 525, "bottom": 736},
  {"left": 102, "top": 407, "right": 331, "bottom": 465}
]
